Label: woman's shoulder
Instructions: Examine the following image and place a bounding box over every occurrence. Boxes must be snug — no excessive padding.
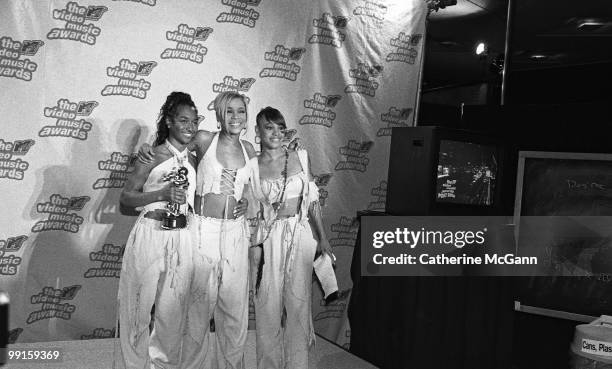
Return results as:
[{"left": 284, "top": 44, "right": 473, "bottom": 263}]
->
[
  {"left": 152, "top": 144, "right": 171, "bottom": 159},
  {"left": 191, "top": 130, "right": 215, "bottom": 153},
  {"left": 241, "top": 139, "right": 257, "bottom": 159},
  {"left": 194, "top": 130, "right": 215, "bottom": 143},
  {"left": 147, "top": 145, "right": 172, "bottom": 168}
]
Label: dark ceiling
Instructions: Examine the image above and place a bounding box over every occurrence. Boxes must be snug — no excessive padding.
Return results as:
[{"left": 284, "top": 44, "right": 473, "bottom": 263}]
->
[{"left": 423, "top": 0, "right": 612, "bottom": 92}]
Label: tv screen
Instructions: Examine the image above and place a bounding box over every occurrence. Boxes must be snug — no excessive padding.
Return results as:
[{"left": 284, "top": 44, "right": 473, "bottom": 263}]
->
[{"left": 436, "top": 139, "right": 498, "bottom": 205}]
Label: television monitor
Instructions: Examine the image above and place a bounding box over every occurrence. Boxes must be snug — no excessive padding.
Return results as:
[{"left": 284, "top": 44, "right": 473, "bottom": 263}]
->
[
  {"left": 435, "top": 139, "right": 498, "bottom": 206},
  {"left": 386, "top": 126, "right": 505, "bottom": 215}
]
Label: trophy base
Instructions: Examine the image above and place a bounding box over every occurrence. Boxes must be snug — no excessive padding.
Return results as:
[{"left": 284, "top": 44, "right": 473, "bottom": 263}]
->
[{"left": 161, "top": 214, "right": 187, "bottom": 230}]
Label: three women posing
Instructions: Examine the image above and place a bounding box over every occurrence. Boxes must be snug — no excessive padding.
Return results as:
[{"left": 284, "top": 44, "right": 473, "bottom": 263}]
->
[{"left": 120, "top": 92, "right": 335, "bottom": 369}]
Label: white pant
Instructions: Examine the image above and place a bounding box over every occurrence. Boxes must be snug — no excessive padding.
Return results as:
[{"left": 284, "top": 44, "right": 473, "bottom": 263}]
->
[
  {"left": 182, "top": 215, "right": 250, "bottom": 369},
  {"left": 117, "top": 214, "right": 195, "bottom": 369},
  {"left": 254, "top": 216, "right": 316, "bottom": 369}
]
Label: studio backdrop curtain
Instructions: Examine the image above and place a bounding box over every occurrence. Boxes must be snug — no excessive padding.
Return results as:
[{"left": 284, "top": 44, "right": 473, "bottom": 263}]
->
[{"left": 0, "top": 0, "right": 426, "bottom": 345}]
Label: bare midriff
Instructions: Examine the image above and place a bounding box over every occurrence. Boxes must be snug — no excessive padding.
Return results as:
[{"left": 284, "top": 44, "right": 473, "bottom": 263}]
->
[
  {"left": 275, "top": 197, "right": 302, "bottom": 218},
  {"left": 195, "top": 193, "right": 240, "bottom": 219}
]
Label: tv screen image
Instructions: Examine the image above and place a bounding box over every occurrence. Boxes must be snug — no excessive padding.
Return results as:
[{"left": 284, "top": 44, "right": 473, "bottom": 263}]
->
[{"left": 436, "top": 139, "right": 498, "bottom": 205}]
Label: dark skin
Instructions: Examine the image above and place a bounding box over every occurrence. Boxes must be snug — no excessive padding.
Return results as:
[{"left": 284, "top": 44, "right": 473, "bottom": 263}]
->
[
  {"left": 139, "top": 97, "right": 256, "bottom": 218},
  {"left": 190, "top": 129, "right": 256, "bottom": 218},
  {"left": 255, "top": 116, "right": 334, "bottom": 261},
  {"left": 121, "top": 104, "right": 197, "bottom": 211}
]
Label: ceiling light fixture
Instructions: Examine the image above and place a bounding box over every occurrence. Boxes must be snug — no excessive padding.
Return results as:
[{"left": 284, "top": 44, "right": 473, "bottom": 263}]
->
[
  {"left": 529, "top": 54, "right": 547, "bottom": 60},
  {"left": 577, "top": 20, "right": 605, "bottom": 31},
  {"left": 475, "top": 42, "right": 486, "bottom": 56}
]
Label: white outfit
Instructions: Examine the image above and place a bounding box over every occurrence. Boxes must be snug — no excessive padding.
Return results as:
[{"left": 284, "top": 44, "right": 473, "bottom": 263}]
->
[
  {"left": 118, "top": 143, "right": 196, "bottom": 369},
  {"left": 250, "top": 149, "right": 324, "bottom": 369},
  {"left": 183, "top": 133, "right": 251, "bottom": 369}
]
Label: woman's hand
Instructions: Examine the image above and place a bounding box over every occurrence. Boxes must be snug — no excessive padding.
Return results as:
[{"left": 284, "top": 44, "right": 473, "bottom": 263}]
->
[
  {"left": 233, "top": 197, "right": 249, "bottom": 217},
  {"left": 160, "top": 183, "right": 186, "bottom": 204},
  {"left": 315, "top": 238, "right": 335, "bottom": 265},
  {"left": 286, "top": 138, "right": 303, "bottom": 151},
  {"left": 137, "top": 143, "right": 155, "bottom": 164}
]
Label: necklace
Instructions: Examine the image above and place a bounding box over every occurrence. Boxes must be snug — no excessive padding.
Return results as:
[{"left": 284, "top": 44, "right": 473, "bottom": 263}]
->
[
  {"left": 271, "top": 148, "right": 289, "bottom": 212},
  {"left": 164, "top": 140, "right": 188, "bottom": 167}
]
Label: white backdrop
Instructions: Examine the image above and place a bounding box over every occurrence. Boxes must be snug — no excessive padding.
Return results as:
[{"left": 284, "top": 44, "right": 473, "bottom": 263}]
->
[{"left": 0, "top": 0, "right": 426, "bottom": 347}]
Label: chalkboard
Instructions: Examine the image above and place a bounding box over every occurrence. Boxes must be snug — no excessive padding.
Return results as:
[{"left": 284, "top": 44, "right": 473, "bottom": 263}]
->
[{"left": 514, "top": 151, "right": 612, "bottom": 319}]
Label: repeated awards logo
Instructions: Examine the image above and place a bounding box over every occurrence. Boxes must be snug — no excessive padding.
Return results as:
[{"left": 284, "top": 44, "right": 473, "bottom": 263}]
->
[
  {"left": 377, "top": 107, "right": 412, "bottom": 137},
  {"left": 308, "top": 13, "right": 349, "bottom": 48},
  {"left": 312, "top": 172, "right": 333, "bottom": 207},
  {"left": 259, "top": 45, "right": 306, "bottom": 81},
  {"left": 47, "top": 2, "right": 107, "bottom": 45},
  {"left": 207, "top": 75, "right": 256, "bottom": 110},
  {"left": 32, "top": 194, "right": 90, "bottom": 233},
  {"left": 0, "top": 235, "right": 26, "bottom": 276},
  {"left": 93, "top": 152, "right": 135, "bottom": 189},
  {"left": 101, "top": 59, "right": 157, "bottom": 99},
  {"left": 39, "top": 99, "right": 98, "bottom": 140},
  {"left": 299, "top": 93, "right": 341, "bottom": 128},
  {"left": 216, "top": 0, "right": 261, "bottom": 28},
  {"left": 84, "top": 243, "right": 124, "bottom": 278},
  {"left": 81, "top": 327, "right": 116, "bottom": 340},
  {"left": 329, "top": 216, "right": 359, "bottom": 248},
  {"left": 335, "top": 139, "right": 373, "bottom": 172},
  {"left": 352, "top": 0, "right": 387, "bottom": 22},
  {"left": 112, "top": 0, "right": 156, "bottom": 5},
  {"left": 0, "top": 37, "right": 43, "bottom": 81},
  {"left": 0, "top": 138, "right": 35, "bottom": 180},
  {"left": 387, "top": 32, "right": 422, "bottom": 64},
  {"left": 344, "top": 62, "right": 382, "bottom": 97},
  {"left": 161, "top": 24, "right": 213, "bottom": 64},
  {"left": 27, "top": 285, "right": 81, "bottom": 324},
  {"left": 367, "top": 180, "right": 387, "bottom": 210}
]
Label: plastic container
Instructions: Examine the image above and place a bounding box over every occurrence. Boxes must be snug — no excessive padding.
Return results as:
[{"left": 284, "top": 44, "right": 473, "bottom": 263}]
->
[{"left": 570, "top": 316, "right": 612, "bottom": 369}]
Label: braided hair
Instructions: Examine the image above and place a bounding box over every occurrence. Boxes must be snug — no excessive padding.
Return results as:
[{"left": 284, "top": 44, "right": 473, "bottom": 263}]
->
[{"left": 154, "top": 91, "right": 198, "bottom": 146}]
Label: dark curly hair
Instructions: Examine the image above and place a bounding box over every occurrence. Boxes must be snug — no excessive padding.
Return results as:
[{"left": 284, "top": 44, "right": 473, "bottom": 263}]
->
[{"left": 154, "top": 91, "right": 198, "bottom": 146}]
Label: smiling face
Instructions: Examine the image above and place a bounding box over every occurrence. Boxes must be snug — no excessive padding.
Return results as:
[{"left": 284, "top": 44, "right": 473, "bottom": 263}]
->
[
  {"left": 256, "top": 115, "right": 286, "bottom": 150},
  {"left": 219, "top": 97, "right": 247, "bottom": 136},
  {"left": 167, "top": 104, "right": 197, "bottom": 146}
]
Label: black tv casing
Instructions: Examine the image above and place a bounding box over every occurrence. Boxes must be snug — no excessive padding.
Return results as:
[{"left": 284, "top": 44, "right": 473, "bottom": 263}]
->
[{"left": 386, "top": 126, "right": 505, "bottom": 216}]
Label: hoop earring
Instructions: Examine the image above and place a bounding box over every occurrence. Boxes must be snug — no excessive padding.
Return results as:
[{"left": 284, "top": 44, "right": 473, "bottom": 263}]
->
[
  {"left": 255, "top": 134, "right": 260, "bottom": 144},
  {"left": 217, "top": 121, "right": 220, "bottom": 130}
]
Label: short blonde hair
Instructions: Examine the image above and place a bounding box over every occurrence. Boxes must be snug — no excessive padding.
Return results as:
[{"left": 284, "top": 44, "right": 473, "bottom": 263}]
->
[{"left": 214, "top": 91, "right": 248, "bottom": 129}]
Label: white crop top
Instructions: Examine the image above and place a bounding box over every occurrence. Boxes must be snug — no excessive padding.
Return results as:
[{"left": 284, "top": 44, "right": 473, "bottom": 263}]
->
[
  {"left": 260, "top": 171, "right": 307, "bottom": 204},
  {"left": 249, "top": 149, "right": 319, "bottom": 223},
  {"left": 141, "top": 143, "right": 196, "bottom": 213},
  {"left": 195, "top": 132, "right": 251, "bottom": 201}
]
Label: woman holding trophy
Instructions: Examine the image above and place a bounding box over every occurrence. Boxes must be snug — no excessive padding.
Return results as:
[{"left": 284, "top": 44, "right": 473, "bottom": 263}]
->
[
  {"left": 138, "top": 91, "right": 257, "bottom": 368},
  {"left": 117, "top": 91, "right": 199, "bottom": 368}
]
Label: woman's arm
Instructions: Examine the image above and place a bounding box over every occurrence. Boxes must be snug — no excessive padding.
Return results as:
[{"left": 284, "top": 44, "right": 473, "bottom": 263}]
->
[
  {"left": 137, "top": 129, "right": 215, "bottom": 164},
  {"left": 119, "top": 157, "right": 184, "bottom": 208},
  {"left": 300, "top": 149, "right": 334, "bottom": 261},
  {"left": 308, "top": 200, "right": 334, "bottom": 261}
]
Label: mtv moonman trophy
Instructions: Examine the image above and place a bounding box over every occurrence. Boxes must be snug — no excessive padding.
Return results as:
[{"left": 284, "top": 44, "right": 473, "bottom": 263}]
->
[{"left": 161, "top": 167, "right": 189, "bottom": 230}]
